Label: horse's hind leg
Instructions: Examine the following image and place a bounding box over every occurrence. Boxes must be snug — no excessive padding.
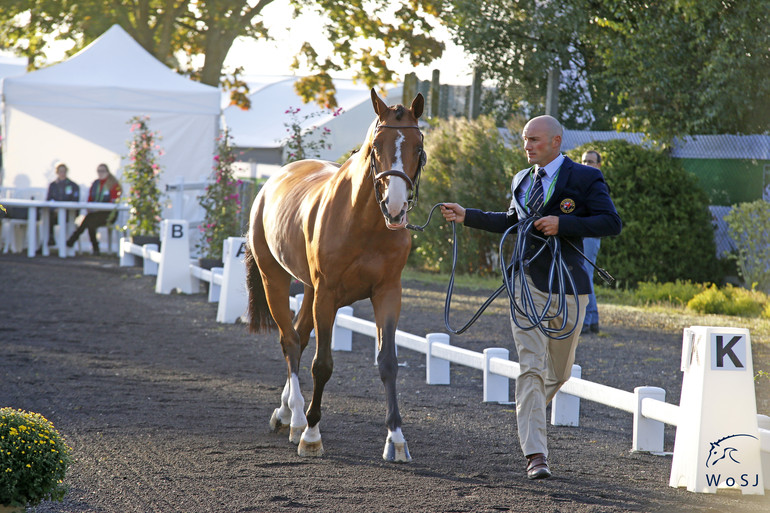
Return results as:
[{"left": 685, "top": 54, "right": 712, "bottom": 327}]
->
[
  {"left": 252, "top": 245, "right": 309, "bottom": 445},
  {"left": 269, "top": 282, "right": 315, "bottom": 444}
]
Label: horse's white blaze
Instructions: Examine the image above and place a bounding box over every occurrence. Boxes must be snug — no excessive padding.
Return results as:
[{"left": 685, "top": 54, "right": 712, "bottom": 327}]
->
[
  {"left": 302, "top": 424, "right": 322, "bottom": 443},
  {"left": 383, "top": 132, "right": 409, "bottom": 218},
  {"left": 288, "top": 373, "right": 306, "bottom": 428},
  {"left": 387, "top": 427, "right": 406, "bottom": 443}
]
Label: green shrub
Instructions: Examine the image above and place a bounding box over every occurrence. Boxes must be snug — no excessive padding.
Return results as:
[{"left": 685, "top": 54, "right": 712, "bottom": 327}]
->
[
  {"left": 410, "top": 116, "right": 525, "bottom": 275},
  {"left": 686, "top": 284, "right": 728, "bottom": 314},
  {"left": 724, "top": 200, "right": 770, "bottom": 293},
  {"left": 635, "top": 280, "right": 707, "bottom": 306},
  {"left": 0, "top": 408, "right": 72, "bottom": 508},
  {"left": 567, "top": 140, "right": 722, "bottom": 288},
  {"left": 687, "top": 283, "right": 769, "bottom": 317}
]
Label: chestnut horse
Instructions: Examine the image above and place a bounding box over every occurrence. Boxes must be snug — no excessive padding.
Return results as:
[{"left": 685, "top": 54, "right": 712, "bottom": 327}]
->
[{"left": 245, "top": 89, "right": 425, "bottom": 461}]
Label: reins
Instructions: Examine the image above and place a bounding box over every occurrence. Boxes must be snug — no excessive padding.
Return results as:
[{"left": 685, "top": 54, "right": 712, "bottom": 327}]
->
[{"left": 410, "top": 203, "right": 615, "bottom": 337}]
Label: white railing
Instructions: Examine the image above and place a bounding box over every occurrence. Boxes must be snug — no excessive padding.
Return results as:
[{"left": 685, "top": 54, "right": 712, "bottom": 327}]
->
[
  {"left": 290, "top": 295, "right": 770, "bottom": 471},
  {"left": 118, "top": 219, "right": 247, "bottom": 324},
  {"left": 114, "top": 219, "right": 770, "bottom": 484}
]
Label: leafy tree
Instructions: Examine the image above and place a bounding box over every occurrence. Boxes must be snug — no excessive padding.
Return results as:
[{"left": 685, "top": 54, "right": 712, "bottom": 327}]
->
[
  {"left": 442, "top": 0, "right": 619, "bottom": 131},
  {"left": 0, "top": 0, "right": 444, "bottom": 107},
  {"left": 442, "top": 0, "right": 770, "bottom": 141}
]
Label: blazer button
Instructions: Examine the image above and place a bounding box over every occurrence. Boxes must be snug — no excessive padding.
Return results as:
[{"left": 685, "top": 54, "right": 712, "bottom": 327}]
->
[{"left": 568, "top": 265, "right": 573, "bottom": 271}]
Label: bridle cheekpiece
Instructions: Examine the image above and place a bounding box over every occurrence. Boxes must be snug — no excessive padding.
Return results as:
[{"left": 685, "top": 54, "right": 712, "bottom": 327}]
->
[{"left": 369, "top": 124, "right": 425, "bottom": 214}]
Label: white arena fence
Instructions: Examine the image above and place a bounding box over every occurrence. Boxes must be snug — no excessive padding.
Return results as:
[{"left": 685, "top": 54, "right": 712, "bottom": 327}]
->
[{"left": 121, "top": 220, "right": 769, "bottom": 491}]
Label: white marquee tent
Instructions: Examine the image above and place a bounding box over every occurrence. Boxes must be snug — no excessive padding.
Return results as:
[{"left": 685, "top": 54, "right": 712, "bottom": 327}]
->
[
  {"left": 1, "top": 25, "right": 220, "bottom": 218},
  {"left": 223, "top": 77, "right": 403, "bottom": 176}
]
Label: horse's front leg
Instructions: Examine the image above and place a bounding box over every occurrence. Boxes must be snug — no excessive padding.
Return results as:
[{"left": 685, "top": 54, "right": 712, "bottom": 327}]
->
[
  {"left": 297, "top": 292, "right": 335, "bottom": 457},
  {"left": 373, "top": 287, "right": 411, "bottom": 462}
]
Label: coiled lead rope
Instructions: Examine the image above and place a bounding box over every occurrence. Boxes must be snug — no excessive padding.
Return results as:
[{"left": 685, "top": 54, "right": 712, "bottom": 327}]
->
[{"left": 408, "top": 203, "right": 614, "bottom": 338}]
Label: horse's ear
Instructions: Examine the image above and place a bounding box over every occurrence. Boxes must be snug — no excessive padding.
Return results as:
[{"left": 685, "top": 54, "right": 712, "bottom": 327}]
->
[
  {"left": 371, "top": 88, "right": 389, "bottom": 119},
  {"left": 411, "top": 93, "right": 424, "bottom": 119}
]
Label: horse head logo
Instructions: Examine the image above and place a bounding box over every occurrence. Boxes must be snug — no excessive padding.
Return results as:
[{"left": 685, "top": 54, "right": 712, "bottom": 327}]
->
[{"left": 705, "top": 434, "right": 758, "bottom": 468}]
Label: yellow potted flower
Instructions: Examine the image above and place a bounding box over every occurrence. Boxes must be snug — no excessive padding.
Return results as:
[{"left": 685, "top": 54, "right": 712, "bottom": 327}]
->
[{"left": 0, "top": 408, "right": 72, "bottom": 512}]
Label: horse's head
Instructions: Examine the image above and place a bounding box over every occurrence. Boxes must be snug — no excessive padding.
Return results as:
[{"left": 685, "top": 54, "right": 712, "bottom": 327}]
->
[{"left": 369, "top": 89, "right": 426, "bottom": 230}]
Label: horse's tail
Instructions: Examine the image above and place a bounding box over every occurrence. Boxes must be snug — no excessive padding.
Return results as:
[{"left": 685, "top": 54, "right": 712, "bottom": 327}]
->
[{"left": 244, "top": 243, "right": 277, "bottom": 333}]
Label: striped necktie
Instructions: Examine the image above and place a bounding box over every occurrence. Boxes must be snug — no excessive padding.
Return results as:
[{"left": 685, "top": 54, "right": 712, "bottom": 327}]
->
[{"left": 527, "top": 167, "right": 546, "bottom": 215}]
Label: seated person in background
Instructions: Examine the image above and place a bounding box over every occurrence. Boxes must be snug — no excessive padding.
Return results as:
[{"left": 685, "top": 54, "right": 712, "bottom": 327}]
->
[
  {"left": 46, "top": 162, "right": 80, "bottom": 246},
  {"left": 66, "top": 163, "right": 121, "bottom": 255}
]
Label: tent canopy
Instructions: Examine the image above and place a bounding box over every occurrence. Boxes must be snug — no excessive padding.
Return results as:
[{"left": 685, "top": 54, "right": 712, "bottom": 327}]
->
[
  {"left": 1, "top": 24, "right": 220, "bottom": 217},
  {"left": 224, "top": 77, "right": 403, "bottom": 166}
]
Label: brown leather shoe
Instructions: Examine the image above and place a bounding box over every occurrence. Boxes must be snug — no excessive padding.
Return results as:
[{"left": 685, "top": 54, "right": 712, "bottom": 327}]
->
[{"left": 526, "top": 453, "right": 552, "bottom": 480}]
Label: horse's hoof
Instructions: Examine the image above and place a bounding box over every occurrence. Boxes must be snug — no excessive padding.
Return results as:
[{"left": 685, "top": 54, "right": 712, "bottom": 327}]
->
[
  {"left": 297, "top": 438, "right": 325, "bottom": 457},
  {"left": 269, "top": 409, "right": 289, "bottom": 432},
  {"left": 383, "top": 440, "right": 412, "bottom": 462},
  {"left": 289, "top": 425, "right": 306, "bottom": 445}
]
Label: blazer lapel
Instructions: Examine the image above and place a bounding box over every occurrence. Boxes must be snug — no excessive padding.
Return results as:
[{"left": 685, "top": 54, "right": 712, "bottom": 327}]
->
[
  {"left": 509, "top": 167, "right": 533, "bottom": 217},
  {"left": 544, "top": 157, "right": 573, "bottom": 212}
]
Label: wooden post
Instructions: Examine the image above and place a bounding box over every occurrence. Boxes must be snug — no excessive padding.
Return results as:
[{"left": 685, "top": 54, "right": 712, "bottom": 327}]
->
[
  {"left": 470, "top": 68, "right": 482, "bottom": 119},
  {"left": 430, "top": 69, "right": 440, "bottom": 118},
  {"left": 402, "top": 72, "right": 417, "bottom": 105},
  {"left": 439, "top": 84, "right": 449, "bottom": 118},
  {"left": 545, "top": 68, "right": 560, "bottom": 118}
]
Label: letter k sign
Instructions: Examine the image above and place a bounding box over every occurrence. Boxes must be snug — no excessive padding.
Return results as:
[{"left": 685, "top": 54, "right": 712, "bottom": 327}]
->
[{"left": 712, "top": 334, "right": 745, "bottom": 370}]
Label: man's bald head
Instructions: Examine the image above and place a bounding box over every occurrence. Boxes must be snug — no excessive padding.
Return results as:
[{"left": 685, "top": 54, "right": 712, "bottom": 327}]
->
[{"left": 522, "top": 115, "right": 563, "bottom": 167}]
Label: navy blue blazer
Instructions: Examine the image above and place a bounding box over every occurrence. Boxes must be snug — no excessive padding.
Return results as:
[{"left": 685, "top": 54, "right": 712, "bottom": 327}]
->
[{"left": 464, "top": 156, "right": 622, "bottom": 294}]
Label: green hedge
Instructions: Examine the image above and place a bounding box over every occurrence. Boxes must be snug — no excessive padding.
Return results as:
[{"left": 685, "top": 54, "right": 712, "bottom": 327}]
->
[
  {"left": 567, "top": 140, "right": 722, "bottom": 288},
  {"left": 410, "top": 116, "right": 526, "bottom": 275}
]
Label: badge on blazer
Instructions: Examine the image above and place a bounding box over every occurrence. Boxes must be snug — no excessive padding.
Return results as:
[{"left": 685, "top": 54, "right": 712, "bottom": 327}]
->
[{"left": 560, "top": 198, "right": 576, "bottom": 213}]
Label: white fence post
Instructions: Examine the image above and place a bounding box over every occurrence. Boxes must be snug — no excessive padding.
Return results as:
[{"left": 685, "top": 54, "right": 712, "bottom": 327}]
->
[
  {"left": 142, "top": 244, "right": 159, "bottom": 276},
  {"left": 670, "top": 326, "right": 765, "bottom": 494},
  {"left": 426, "top": 333, "right": 450, "bottom": 385},
  {"left": 551, "top": 364, "right": 582, "bottom": 426},
  {"left": 632, "top": 386, "right": 666, "bottom": 453},
  {"left": 208, "top": 267, "right": 223, "bottom": 302},
  {"left": 483, "top": 347, "right": 510, "bottom": 403},
  {"left": 156, "top": 220, "right": 195, "bottom": 294},
  {"left": 119, "top": 237, "right": 135, "bottom": 267},
  {"left": 216, "top": 237, "right": 248, "bottom": 323},
  {"left": 332, "top": 306, "right": 353, "bottom": 351}
]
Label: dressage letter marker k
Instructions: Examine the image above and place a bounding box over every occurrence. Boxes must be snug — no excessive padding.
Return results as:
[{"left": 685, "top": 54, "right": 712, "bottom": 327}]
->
[{"left": 714, "top": 335, "right": 744, "bottom": 369}]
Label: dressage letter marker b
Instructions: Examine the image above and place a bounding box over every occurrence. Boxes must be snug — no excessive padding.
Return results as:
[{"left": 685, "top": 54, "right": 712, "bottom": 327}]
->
[{"left": 670, "top": 326, "right": 765, "bottom": 494}]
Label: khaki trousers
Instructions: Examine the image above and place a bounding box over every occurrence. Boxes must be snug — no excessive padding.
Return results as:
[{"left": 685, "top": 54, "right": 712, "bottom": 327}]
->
[{"left": 511, "top": 274, "right": 587, "bottom": 457}]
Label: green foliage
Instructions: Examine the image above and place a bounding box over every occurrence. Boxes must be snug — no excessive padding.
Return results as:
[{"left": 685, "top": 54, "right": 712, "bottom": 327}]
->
[
  {"left": 283, "top": 106, "right": 339, "bottom": 163},
  {"left": 197, "top": 130, "right": 243, "bottom": 260},
  {"left": 567, "top": 140, "right": 721, "bottom": 288},
  {"left": 0, "top": 0, "right": 444, "bottom": 107},
  {"left": 635, "top": 280, "right": 707, "bottom": 307},
  {"left": 123, "top": 116, "right": 163, "bottom": 238},
  {"left": 687, "top": 283, "right": 769, "bottom": 317},
  {"left": 0, "top": 408, "right": 72, "bottom": 508},
  {"left": 443, "top": 0, "right": 770, "bottom": 140},
  {"left": 724, "top": 200, "right": 770, "bottom": 293},
  {"left": 410, "top": 115, "right": 525, "bottom": 275}
]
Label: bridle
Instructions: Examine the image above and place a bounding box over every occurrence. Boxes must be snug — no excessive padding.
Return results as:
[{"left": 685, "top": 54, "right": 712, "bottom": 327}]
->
[{"left": 369, "top": 124, "right": 426, "bottom": 214}]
